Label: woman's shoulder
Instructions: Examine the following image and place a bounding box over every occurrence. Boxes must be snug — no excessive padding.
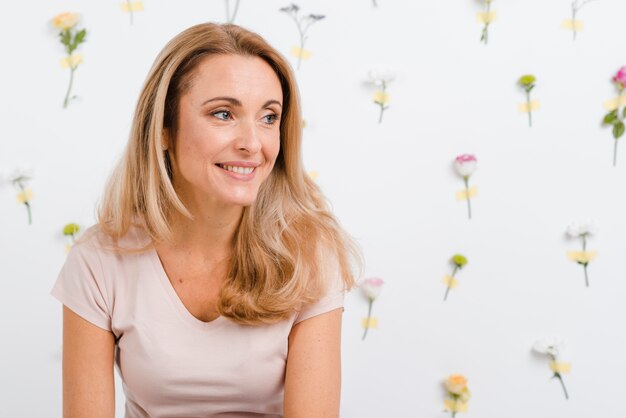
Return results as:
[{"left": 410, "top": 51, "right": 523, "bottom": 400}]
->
[{"left": 75, "top": 222, "right": 152, "bottom": 256}]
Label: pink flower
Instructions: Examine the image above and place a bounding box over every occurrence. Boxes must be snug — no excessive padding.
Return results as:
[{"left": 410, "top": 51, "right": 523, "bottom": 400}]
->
[
  {"left": 454, "top": 154, "right": 477, "bottom": 178},
  {"left": 361, "top": 277, "right": 384, "bottom": 300},
  {"left": 613, "top": 66, "right": 626, "bottom": 89}
]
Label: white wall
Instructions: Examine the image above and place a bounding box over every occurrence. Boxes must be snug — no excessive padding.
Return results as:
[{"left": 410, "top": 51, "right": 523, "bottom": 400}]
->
[{"left": 2, "top": 0, "right": 626, "bottom": 417}]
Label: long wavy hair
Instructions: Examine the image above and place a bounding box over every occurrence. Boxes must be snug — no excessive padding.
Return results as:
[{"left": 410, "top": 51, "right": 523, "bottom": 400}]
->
[{"left": 98, "top": 23, "right": 360, "bottom": 325}]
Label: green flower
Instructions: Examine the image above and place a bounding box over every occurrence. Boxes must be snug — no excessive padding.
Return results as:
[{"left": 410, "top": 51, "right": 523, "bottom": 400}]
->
[
  {"left": 451, "top": 254, "right": 468, "bottom": 267},
  {"left": 519, "top": 74, "right": 536, "bottom": 88},
  {"left": 63, "top": 223, "right": 80, "bottom": 236}
]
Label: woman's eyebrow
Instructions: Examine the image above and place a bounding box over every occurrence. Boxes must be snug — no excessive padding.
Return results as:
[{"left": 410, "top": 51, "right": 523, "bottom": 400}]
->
[
  {"left": 202, "top": 96, "right": 242, "bottom": 106},
  {"left": 201, "top": 97, "right": 282, "bottom": 109}
]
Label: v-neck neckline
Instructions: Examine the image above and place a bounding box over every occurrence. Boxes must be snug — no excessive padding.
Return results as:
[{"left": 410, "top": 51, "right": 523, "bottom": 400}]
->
[{"left": 149, "top": 246, "right": 227, "bottom": 331}]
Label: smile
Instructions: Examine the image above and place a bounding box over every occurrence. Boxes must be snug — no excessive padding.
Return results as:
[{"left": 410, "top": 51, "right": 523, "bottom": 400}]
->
[{"left": 217, "top": 164, "right": 256, "bottom": 175}]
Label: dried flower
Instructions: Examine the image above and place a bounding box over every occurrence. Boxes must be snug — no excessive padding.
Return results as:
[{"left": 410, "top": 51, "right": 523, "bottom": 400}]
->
[
  {"left": 603, "top": 67, "right": 626, "bottom": 166},
  {"left": 360, "top": 277, "right": 384, "bottom": 340},
  {"left": 8, "top": 167, "right": 34, "bottom": 225},
  {"left": 569, "top": 0, "right": 600, "bottom": 41},
  {"left": 280, "top": 3, "right": 325, "bottom": 69},
  {"left": 367, "top": 69, "right": 395, "bottom": 123},
  {"left": 566, "top": 221, "right": 597, "bottom": 287},
  {"left": 51, "top": 12, "right": 87, "bottom": 108},
  {"left": 533, "top": 337, "right": 571, "bottom": 400},
  {"left": 444, "top": 254, "right": 468, "bottom": 301},
  {"left": 454, "top": 154, "right": 477, "bottom": 220},
  {"left": 518, "top": 74, "right": 537, "bottom": 127},
  {"left": 443, "top": 374, "right": 471, "bottom": 417}
]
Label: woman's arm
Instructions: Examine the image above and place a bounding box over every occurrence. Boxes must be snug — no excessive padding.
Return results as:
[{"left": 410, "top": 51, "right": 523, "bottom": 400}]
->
[
  {"left": 284, "top": 308, "right": 343, "bottom": 418},
  {"left": 62, "top": 306, "right": 116, "bottom": 418}
]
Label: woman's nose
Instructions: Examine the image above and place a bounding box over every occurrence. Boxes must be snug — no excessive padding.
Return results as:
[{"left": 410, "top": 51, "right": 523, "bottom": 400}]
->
[{"left": 235, "top": 120, "right": 262, "bottom": 154}]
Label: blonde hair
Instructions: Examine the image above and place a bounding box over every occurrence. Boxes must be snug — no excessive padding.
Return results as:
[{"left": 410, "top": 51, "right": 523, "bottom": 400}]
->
[{"left": 98, "top": 23, "right": 360, "bottom": 325}]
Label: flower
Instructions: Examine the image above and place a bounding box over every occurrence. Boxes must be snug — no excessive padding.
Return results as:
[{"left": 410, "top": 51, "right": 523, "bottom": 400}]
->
[
  {"left": 452, "top": 254, "right": 467, "bottom": 267},
  {"left": 533, "top": 337, "right": 571, "bottom": 400},
  {"left": 8, "top": 167, "right": 34, "bottom": 225},
  {"left": 445, "top": 375, "right": 468, "bottom": 395},
  {"left": 63, "top": 223, "right": 80, "bottom": 237},
  {"left": 52, "top": 12, "right": 87, "bottom": 108},
  {"left": 566, "top": 221, "right": 597, "bottom": 287},
  {"left": 454, "top": 154, "right": 477, "bottom": 178},
  {"left": 566, "top": 220, "right": 597, "bottom": 238},
  {"left": 444, "top": 254, "right": 468, "bottom": 301},
  {"left": 603, "top": 67, "right": 626, "bottom": 166},
  {"left": 518, "top": 74, "right": 537, "bottom": 127},
  {"left": 52, "top": 12, "right": 79, "bottom": 30},
  {"left": 613, "top": 66, "right": 626, "bottom": 89},
  {"left": 361, "top": 277, "right": 384, "bottom": 300},
  {"left": 533, "top": 336, "right": 565, "bottom": 358},
  {"left": 444, "top": 375, "right": 471, "bottom": 417},
  {"left": 367, "top": 69, "right": 395, "bottom": 123},
  {"left": 367, "top": 69, "right": 395, "bottom": 87},
  {"left": 454, "top": 154, "right": 477, "bottom": 220},
  {"left": 360, "top": 277, "right": 384, "bottom": 340},
  {"left": 519, "top": 74, "right": 536, "bottom": 87},
  {"left": 280, "top": 3, "right": 325, "bottom": 69}
]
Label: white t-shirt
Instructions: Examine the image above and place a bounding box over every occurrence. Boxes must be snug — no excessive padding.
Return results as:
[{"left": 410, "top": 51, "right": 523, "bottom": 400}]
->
[{"left": 51, "top": 225, "right": 344, "bottom": 418}]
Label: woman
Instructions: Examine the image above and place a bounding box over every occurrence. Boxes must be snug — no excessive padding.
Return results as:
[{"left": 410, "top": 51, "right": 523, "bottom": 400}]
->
[{"left": 52, "top": 23, "right": 359, "bottom": 418}]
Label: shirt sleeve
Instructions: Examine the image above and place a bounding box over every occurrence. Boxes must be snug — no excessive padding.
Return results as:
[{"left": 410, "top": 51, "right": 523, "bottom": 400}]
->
[
  {"left": 294, "top": 248, "right": 347, "bottom": 325},
  {"left": 50, "top": 241, "right": 112, "bottom": 331}
]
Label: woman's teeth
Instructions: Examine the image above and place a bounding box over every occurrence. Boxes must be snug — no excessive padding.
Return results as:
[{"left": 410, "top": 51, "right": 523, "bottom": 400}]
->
[{"left": 219, "top": 164, "right": 254, "bottom": 175}]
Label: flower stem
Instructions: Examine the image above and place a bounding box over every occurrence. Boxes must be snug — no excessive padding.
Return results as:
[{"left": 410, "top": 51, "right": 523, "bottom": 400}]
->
[
  {"left": 444, "top": 266, "right": 458, "bottom": 302},
  {"left": 63, "top": 66, "right": 76, "bottom": 108},
  {"left": 372, "top": 0, "right": 378, "bottom": 7},
  {"left": 614, "top": 138, "right": 619, "bottom": 167},
  {"left": 25, "top": 201, "right": 32, "bottom": 225},
  {"left": 378, "top": 81, "right": 387, "bottom": 124},
  {"left": 362, "top": 299, "right": 373, "bottom": 340},
  {"left": 555, "top": 373, "right": 569, "bottom": 400},
  {"left": 572, "top": 8, "right": 577, "bottom": 40},
  {"left": 127, "top": 0, "right": 134, "bottom": 24},
  {"left": 526, "top": 91, "right": 533, "bottom": 127},
  {"left": 464, "top": 177, "right": 472, "bottom": 220},
  {"left": 480, "top": 2, "right": 490, "bottom": 45}
]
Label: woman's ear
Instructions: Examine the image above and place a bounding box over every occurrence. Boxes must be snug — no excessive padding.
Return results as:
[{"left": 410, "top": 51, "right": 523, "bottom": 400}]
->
[{"left": 161, "top": 129, "right": 170, "bottom": 151}]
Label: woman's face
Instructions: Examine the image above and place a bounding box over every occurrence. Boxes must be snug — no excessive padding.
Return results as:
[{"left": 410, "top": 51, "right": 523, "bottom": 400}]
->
[{"left": 167, "top": 54, "right": 283, "bottom": 209}]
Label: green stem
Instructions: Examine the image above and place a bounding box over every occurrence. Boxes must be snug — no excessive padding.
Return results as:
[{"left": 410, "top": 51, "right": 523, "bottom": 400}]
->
[
  {"left": 526, "top": 91, "right": 533, "bottom": 127},
  {"left": 572, "top": 8, "right": 577, "bottom": 40},
  {"left": 444, "top": 266, "right": 458, "bottom": 301},
  {"left": 614, "top": 137, "right": 619, "bottom": 167},
  {"left": 378, "top": 81, "right": 387, "bottom": 124},
  {"left": 63, "top": 66, "right": 76, "bottom": 108},
  {"left": 554, "top": 373, "right": 569, "bottom": 400},
  {"left": 481, "top": 2, "right": 491, "bottom": 45},
  {"left": 362, "top": 299, "right": 374, "bottom": 340},
  {"left": 464, "top": 177, "right": 472, "bottom": 220}
]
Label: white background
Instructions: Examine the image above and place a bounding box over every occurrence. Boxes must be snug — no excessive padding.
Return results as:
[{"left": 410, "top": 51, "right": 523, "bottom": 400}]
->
[{"left": 1, "top": 0, "right": 625, "bottom": 417}]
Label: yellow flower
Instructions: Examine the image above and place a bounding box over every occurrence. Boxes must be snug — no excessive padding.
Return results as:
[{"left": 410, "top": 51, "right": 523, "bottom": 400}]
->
[
  {"left": 52, "top": 12, "right": 79, "bottom": 30},
  {"left": 445, "top": 374, "right": 468, "bottom": 395}
]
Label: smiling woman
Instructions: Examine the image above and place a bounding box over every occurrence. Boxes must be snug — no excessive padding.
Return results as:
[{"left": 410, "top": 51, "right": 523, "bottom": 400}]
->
[{"left": 50, "top": 23, "right": 360, "bottom": 418}]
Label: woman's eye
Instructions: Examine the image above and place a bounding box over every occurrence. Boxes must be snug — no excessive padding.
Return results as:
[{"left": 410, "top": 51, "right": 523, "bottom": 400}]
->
[
  {"left": 262, "top": 114, "right": 278, "bottom": 124},
  {"left": 213, "top": 110, "right": 231, "bottom": 120}
]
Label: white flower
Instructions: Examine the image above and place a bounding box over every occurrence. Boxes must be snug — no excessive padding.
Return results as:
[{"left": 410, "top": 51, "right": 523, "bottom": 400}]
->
[
  {"left": 566, "top": 220, "right": 598, "bottom": 238},
  {"left": 367, "top": 69, "right": 395, "bottom": 87},
  {"left": 533, "top": 336, "right": 565, "bottom": 358},
  {"left": 7, "top": 167, "right": 34, "bottom": 186},
  {"left": 360, "top": 277, "right": 384, "bottom": 300},
  {"left": 454, "top": 154, "right": 477, "bottom": 178}
]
